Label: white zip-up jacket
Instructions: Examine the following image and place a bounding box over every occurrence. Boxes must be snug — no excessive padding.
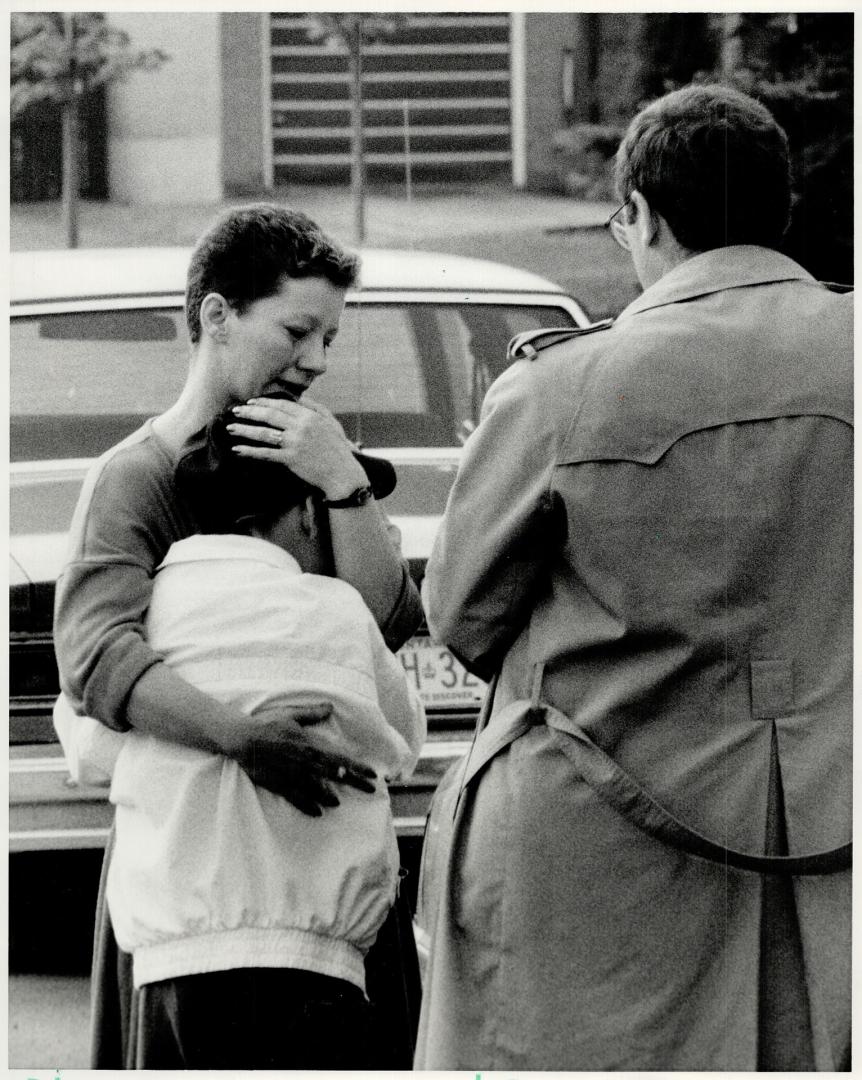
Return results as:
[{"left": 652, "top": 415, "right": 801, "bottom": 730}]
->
[{"left": 61, "top": 533, "right": 425, "bottom": 991}]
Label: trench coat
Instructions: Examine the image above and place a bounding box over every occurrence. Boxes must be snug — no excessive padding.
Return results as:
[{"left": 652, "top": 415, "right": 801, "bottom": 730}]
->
[{"left": 415, "top": 246, "right": 852, "bottom": 1071}]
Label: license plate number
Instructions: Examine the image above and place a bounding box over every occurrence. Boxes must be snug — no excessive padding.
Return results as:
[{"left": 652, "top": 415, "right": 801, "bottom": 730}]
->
[{"left": 398, "top": 636, "right": 486, "bottom": 708}]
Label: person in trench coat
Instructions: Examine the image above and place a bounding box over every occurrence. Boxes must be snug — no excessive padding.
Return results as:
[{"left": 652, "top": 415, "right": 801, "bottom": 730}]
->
[{"left": 415, "top": 83, "right": 852, "bottom": 1071}]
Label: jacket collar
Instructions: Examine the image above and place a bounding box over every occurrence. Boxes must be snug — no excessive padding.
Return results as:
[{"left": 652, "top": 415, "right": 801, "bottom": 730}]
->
[
  {"left": 157, "top": 533, "right": 301, "bottom": 574},
  {"left": 616, "top": 245, "right": 816, "bottom": 322}
]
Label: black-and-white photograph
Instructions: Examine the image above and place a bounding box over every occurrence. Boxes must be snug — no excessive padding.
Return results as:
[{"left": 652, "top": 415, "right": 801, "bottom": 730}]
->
[{"left": 8, "top": 6, "right": 853, "bottom": 1072}]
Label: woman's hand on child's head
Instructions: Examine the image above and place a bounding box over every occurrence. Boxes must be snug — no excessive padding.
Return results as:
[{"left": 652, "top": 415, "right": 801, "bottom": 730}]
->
[{"left": 228, "top": 397, "right": 366, "bottom": 499}]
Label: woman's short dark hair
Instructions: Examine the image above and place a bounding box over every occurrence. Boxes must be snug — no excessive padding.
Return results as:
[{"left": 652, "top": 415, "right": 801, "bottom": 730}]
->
[
  {"left": 614, "top": 83, "right": 791, "bottom": 252},
  {"left": 185, "top": 203, "right": 360, "bottom": 343}
]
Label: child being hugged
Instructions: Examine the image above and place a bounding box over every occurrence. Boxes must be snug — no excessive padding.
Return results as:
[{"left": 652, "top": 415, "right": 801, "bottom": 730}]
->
[{"left": 54, "top": 403, "right": 425, "bottom": 1069}]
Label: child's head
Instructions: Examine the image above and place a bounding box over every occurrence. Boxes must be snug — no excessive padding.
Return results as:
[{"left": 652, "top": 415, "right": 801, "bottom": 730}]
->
[
  {"left": 175, "top": 397, "right": 324, "bottom": 565},
  {"left": 175, "top": 390, "right": 394, "bottom": 575},
  {"left": 244, "top": 498, "right": 332, "bottom": 575}
]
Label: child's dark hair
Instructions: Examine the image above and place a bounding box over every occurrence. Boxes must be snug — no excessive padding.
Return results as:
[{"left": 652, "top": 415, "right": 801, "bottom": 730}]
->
[
  {"left": 185, "top": 203, "right": 359, "bottom": 344},
  {"left": 175, "top": 391, "right": 396, "bottom": 535},
  {"left": 175, "top": 403, "right": 314, "bottom": 535}
]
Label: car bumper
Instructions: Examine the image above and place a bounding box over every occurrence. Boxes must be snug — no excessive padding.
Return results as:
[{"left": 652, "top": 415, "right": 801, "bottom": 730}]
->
[{"left": 10, "top": 735, "right": 471, "bottom": 853}]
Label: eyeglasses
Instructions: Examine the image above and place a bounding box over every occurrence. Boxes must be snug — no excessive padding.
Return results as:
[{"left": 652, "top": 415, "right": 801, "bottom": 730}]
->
[{"left": 604, "top": 200, "right": 631, "bottom": 251}]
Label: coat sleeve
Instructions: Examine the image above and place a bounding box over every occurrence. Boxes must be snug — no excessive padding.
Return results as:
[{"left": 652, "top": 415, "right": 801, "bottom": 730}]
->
[
  {"left": 423, "top": 360, "right": 566, "bottom": 681},
  {"left": 52, "top": 691, "right": 124, "bottom": 786}
]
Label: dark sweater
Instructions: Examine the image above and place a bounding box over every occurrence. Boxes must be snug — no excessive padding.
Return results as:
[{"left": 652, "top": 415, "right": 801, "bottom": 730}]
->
[{"left": 54, "top": 420, "right": 422, "bottom": 730}]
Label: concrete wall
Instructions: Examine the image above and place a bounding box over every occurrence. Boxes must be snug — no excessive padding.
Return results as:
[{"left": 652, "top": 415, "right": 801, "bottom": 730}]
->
[
  {"left": 521, "top": 13, "right": 590, "bottom": 191},
  {"left": 221, "top": 12, "right": 269, "bottom": 195},
  {"left": 519, "top": 13, "right": 654, "bottom": 193},
  {"left": 106, "top": 12, "right": 222, "bottom": 204},
  {"left": 594, "top": 14, "right": 651, "bottom": 124}
]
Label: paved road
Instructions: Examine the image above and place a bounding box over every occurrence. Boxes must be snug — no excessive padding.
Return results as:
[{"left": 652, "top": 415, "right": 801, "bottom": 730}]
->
[
  {"left": 10, "top": 184, "right": 641, "bottom": 321},
  {"left": 9, "top": 975, "right": 90, "bottom": 1070},
  {"left": 11, "top": 183, "right": 612, "bottom": 250},
  {"left": 427, "top": 220, "right": 640, "bottom": 321}
]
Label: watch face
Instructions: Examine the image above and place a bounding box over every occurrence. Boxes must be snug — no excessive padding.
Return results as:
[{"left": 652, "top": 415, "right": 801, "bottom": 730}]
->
[{"left": 327, "top": 484, "right": 374, "bottom": 508}]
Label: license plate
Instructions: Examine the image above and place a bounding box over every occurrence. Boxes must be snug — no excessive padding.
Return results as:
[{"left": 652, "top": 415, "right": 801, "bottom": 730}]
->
[{"left": 397, "top": 635, "right": 486, "bottom": 709}]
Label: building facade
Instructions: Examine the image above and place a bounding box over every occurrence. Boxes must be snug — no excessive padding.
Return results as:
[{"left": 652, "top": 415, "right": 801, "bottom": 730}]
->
[
  {"left": 104, "top": 11, "right": 639, "bottom": 203},
  {"left": 15, "top": 12, "right": 744, "bottom": 205}
]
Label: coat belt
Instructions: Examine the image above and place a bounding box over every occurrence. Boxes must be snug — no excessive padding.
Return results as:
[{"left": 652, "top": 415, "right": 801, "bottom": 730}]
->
[{"left": 458, "top": 694, "right": 850, "bottom": 877}]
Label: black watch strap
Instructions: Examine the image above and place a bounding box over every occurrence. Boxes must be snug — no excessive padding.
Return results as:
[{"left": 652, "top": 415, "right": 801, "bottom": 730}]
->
[{"left": 323, "top": 484, "right": 374, "bottom": 508}]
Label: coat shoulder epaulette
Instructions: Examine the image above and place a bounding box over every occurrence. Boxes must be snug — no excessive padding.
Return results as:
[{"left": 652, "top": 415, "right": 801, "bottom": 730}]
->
[{"left": 507, "top": 319, "right": 614, "bottom": 362}]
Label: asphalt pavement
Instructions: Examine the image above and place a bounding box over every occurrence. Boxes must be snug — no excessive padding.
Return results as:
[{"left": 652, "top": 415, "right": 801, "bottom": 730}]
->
[
  {"left": 9, "top": 975, "right": 90, "bottom": 1069},
  {"left": 10, "top": 183, "right": 641, "bottom": 320},
  {"left": 10, "top": 182, "right": 612, "bottom": 249}
]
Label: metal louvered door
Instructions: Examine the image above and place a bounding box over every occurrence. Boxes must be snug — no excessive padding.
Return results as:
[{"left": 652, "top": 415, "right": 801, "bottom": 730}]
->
[{"left": 269, "top": 12, "right": 513, "bottom": 184}]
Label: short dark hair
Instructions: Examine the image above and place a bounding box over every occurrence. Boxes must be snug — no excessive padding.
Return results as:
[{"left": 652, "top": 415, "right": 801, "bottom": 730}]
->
[
  {"left": 174, "top": 391, "right": 396, "bottom": 534},
  {"left": 185, "top": 203, "right": 359, "bottom": 344},
  {"left": 614, "top": 83, "right": 791, "bottom": 252}
]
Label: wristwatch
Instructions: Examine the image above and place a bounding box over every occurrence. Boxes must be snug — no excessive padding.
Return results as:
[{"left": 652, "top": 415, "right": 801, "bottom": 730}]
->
[{"left": 323, "top": 483, "right": 374, "bottom": 508}]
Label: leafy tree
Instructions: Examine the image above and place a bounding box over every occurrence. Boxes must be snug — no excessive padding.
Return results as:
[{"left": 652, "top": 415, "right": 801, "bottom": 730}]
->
[
  {"left": 720, "top": 13, "right": 853, "bottom": 283},
  {"left": 642, "top": 13, "right": 717, "bottom": 100},
  {"left": 305, "top": 14, "right": 406, "bottom": 243},
  {"left": 11, "top": 12, "right": 168, "bottom": 247},
  {"left": 633, "top": 13, "right": 852, "bottom": 281}
]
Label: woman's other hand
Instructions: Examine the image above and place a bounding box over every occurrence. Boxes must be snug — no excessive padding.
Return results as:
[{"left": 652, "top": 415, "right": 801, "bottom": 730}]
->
[
  {"left": 127, "top": 667, "right": 376, "bottom": 817},
  {"left": 230, "top": 703, "right": 377, "bottom": 817}
]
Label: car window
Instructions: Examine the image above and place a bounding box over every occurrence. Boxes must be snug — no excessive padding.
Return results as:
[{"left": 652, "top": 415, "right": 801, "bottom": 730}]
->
[
  {"left": 11, "top": 309, "right": 188, "bottom": 417},
  {"left": 10, "top": 301, "right": 576, "bottom": 459},
  {"left": 317, "top": 305, "right": 427, "bottom": 414}
]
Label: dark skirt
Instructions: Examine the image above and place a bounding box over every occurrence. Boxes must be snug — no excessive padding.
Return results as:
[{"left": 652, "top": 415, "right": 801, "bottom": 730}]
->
[{"left": 89, "top": 826, "right": 422, "bottom": 1069}]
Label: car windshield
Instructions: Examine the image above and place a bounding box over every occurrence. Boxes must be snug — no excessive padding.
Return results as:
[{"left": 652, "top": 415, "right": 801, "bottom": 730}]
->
[{"left": 10, "top": 300, "right": 577, "bottom": 460}]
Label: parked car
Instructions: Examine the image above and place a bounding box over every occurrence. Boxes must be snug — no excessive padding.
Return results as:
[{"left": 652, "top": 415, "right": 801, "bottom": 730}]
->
[{"left": 9, "top": 246, "right": 589, "bottom": 914}]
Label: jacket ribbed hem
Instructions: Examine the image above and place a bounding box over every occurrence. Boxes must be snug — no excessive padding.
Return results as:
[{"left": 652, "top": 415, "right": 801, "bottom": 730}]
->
[{"left": 132, "top": 926, "right": 366, "bottom": 994}]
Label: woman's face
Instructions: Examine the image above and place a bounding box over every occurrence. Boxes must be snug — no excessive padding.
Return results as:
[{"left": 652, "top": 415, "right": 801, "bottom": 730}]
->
[{"left": 221, "top": 274, "right": 347, "bottom": 404}]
